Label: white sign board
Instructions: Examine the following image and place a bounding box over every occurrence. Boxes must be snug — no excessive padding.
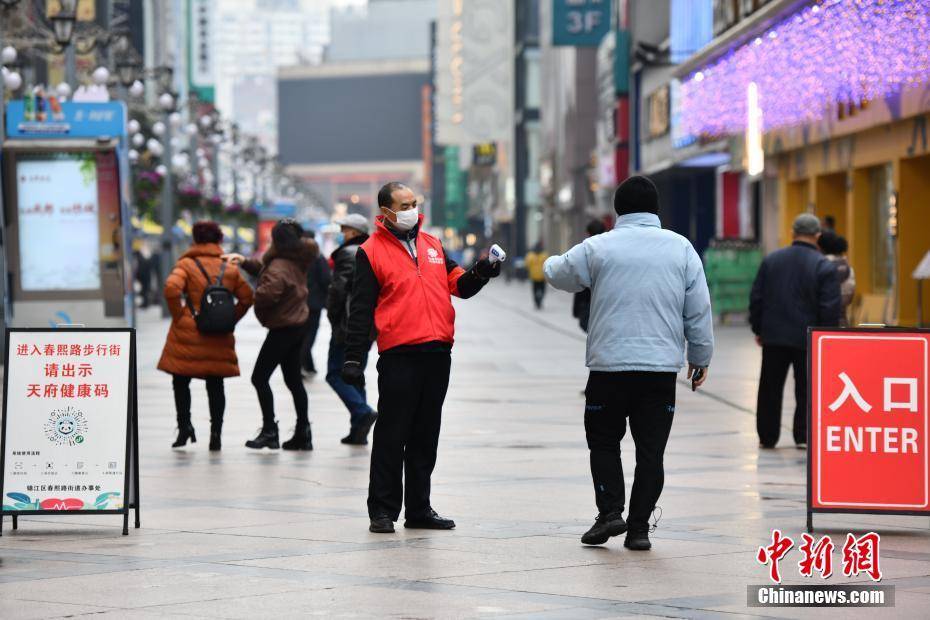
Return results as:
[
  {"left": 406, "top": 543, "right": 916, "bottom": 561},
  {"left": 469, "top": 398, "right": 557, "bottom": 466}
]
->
[
  {"left": 2, "top": 330, "right": 131, "bottom": 513},
  {"left": 16, "top": 156, "right": 101, "bottom": 291},
  {"left": 189, "top": 0, "right": 215, "bottom": 100}
]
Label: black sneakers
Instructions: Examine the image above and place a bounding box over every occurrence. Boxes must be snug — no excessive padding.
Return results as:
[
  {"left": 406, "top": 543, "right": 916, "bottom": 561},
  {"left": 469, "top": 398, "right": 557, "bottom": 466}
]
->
[
  {"left": 581, "top": 512, "right": 627, "bottom": 546},
  {"left": 355, "top": 412, "right": 378, "bottom": 442},
  {"left": 341, "top": 412, "right": 379, "bottom": 445},
  {"left": 245, "top": 426, "right": 279, "bottom": 450},
  {"left": 404, "top": 508, "right": 455, "bottom": 530},
  {"left": 624, "top": 527, "right": 651, "bottom": 550},
  {"left": 369, "top": 514, "right": 395, "bottom": 533}
]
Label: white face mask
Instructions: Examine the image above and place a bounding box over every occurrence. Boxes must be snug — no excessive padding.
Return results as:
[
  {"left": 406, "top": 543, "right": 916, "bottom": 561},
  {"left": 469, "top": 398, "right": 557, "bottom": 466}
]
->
[{"left": 390, "top": 206, "right": 419, "bottom": 232}]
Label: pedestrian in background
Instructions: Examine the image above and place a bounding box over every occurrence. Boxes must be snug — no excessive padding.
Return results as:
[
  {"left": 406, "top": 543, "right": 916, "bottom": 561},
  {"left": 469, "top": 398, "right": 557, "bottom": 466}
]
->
[
  {"left": 133, "top": 239, "right": 154, "bottom": 308},
  {"left": 228, "top": 219, "right": 319, "bottom": 451},
  {"left": 750, "top": 213, "right": 841, "bottom": 449},
  {"left": 342, "top": 182, "right": 501, "bottom": 534},
  {"left": 545, "top": 175, "right": 714, "bottom": 551},
  {"left": 572, "top": 219, "right": 608, "bottom": 333},
  {"left": 524, "top": 243, "right": 549, "bottom": 310},
  {"left": 301, "top": 230, "right": 332, "bottom": 376},
  {"left": 818, "top": 230, "right": 856, "bottom": 326},
  {"left": 325, "top": 213, "right": 378, "bottom": 445},
  {"left": 159, "top": 221, "right": 254, "bottom": 451}
]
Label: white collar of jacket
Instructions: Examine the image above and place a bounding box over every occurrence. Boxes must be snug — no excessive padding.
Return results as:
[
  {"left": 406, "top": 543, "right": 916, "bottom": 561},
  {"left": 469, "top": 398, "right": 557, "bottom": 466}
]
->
[{"left": 614, "top": 212, "right": 661, "bottom": 229}]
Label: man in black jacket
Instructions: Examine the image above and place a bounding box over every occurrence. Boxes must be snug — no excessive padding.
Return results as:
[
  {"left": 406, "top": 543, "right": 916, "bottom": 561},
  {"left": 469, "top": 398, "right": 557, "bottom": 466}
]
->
[
  {"left": 325, "top": 214, "right": 378, "bottom": 445},
  {"left": 301, "top": 231, "right": 332, "bottom": 375},
  {"left": 571, "top": 219, "right": 607, "bottom": 333},
  {"left": 750, "top": 213, "right": 842, "bottom": 449}
]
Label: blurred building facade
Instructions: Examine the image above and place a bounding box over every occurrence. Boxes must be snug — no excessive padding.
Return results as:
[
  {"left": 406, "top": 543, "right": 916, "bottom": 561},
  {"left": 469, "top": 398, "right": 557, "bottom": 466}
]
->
[
  {"left": 536, "top": 0, "right": 599, "bottom": 254},
  {"left": 326, "top": 0, "right": 436, "bottom": 62},
  {"left": 277, "top": 0, "right": 436, "bottom": 217},
  {"left": 278, "top": 59, "right": 430, "bottom": 217},
  {"left": 512, "top": 0, "right": 542, "bottom": 258},
  {"left": 629, "top": 0, "right": 719, "bottom": 257},
  {"left": 214, "top": 0, "right": 334, "bottom": 153}
]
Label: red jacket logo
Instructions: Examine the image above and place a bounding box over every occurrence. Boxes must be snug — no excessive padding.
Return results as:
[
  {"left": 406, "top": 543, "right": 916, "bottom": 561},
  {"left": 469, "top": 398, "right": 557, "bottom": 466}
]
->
[{"left": 426, "top": 247, "right": 443, "bottom": 265}]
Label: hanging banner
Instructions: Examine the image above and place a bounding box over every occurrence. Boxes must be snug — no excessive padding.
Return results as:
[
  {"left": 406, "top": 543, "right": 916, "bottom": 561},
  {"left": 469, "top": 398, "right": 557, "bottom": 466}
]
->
[
  {"left": 808, "top": 328, "right": 930, "bottom": 530},
  {"left": 443, "top": 145, "right": 467, "bottom": 230},
  {"left": 1, "top": 329, "right": 140, "bottom": 535},
  {"left": 189, "top": 0, "right": 216, "bottom": 103},
  {"left": 435, "top": 0, "right": 514, "bottom": 146}
]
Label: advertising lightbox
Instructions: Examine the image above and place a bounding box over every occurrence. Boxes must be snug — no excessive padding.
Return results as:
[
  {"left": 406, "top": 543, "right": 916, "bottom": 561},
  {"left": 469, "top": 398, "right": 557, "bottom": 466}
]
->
[
  {"left": 16, "top": 153, "right": 103, "bottom": 291},
  {"left": 1, "top": 99, "right": 134, "bottom": 329}
]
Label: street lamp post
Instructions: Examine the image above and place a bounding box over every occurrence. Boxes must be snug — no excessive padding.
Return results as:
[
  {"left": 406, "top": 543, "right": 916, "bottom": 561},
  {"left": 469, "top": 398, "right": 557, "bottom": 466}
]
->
[
  {"left": 230, "top": 123, "right": 240, "bottom": 206},
  {"left": 50, "top": 0, "right": 78, "bottom": 84},
  {"left": 157, "top": 88, "right": 176, "bottom": 318},
  {"left": 0, "top": 0, "right": 19, "bottom": 338}
]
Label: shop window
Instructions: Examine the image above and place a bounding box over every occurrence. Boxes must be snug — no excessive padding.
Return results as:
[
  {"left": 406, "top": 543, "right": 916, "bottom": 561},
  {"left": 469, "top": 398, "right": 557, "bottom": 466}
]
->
[
  {"left": 713, "top": 0, "right": 740, "bottom": 35},
  {"left": 869, "top": 164, "right": 896, "bottom": 294}
]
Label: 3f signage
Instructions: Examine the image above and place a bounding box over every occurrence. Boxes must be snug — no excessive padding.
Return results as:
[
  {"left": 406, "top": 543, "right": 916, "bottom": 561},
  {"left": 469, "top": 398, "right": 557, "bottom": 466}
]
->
[{"left": 553, "top": 0, "right": 612, "bottom": 47}]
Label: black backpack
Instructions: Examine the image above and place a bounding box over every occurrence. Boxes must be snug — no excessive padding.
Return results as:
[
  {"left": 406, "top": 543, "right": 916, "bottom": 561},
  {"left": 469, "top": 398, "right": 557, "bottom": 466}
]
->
[{"left": 188, "top": 258, "right": 237, "bottom": 334}]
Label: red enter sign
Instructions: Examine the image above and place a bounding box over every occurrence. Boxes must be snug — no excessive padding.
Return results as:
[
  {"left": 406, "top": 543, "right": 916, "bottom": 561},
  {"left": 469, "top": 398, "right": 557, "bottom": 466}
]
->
[{"left": 810, "top": 330, "right": 929, "bottom": 511}]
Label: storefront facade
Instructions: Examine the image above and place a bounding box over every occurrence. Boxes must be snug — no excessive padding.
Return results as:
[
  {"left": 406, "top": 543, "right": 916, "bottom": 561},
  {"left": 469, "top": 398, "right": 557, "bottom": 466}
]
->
[
  {"left": 770, "top": 96, "right": 930, "bottom": 326},
  {"left": 677, "top": 0, "right": 930, "bottom": 326}
]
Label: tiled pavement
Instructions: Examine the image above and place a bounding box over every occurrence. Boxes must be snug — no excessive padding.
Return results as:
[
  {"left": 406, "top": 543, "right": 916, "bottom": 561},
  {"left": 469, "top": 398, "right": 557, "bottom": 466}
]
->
[{"left": 1, "top": 280, "right": 928, "bottom": 618}]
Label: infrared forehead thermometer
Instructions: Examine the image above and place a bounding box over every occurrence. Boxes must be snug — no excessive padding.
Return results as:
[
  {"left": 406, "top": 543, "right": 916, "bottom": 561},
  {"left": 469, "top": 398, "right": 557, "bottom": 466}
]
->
[{"left": 489, "top": 244, "right": 507, "bottom": 264}]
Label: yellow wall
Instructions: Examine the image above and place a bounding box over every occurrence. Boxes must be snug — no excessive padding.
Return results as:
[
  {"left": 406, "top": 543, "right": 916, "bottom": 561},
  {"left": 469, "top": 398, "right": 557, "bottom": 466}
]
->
[
  {"left": 814, "top": 173, "right": 847, "bottom": 236},
  {"left": 848, "top": 169, "right": 874, "bottom": 295},
  {"left": 898, "top": 154, "right": 930, "bottom": 325},
  {"left": 781, "top": 179, "right": 809, "bottom": 246}
]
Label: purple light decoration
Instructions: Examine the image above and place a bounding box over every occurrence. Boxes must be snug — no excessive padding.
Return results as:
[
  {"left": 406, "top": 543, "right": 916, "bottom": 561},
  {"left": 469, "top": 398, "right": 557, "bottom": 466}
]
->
[{"left": 680, "top": 0, "right": 930, "bottom": 138}]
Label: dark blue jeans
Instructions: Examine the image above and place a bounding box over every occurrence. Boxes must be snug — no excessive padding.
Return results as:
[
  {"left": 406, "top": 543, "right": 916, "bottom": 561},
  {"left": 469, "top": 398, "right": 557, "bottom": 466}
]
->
[{"left": 326, "top": 337, "right": 374, "bottom": 427}]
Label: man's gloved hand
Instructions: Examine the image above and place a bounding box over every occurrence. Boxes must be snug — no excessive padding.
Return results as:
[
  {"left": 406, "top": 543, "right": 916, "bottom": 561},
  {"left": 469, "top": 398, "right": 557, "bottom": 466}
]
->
[
  {"left": 341, "top": 361, "right": 365, "bottom": 388},
  {"left": 475, "top": 258, "right": 501, "bottom": 280}
]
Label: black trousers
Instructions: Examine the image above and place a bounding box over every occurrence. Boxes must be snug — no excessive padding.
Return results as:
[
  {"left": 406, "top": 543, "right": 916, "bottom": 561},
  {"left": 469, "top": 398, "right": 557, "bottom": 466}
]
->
[
  {"left": 532, "top": 280, "right": 546, "bottom": 309},
  {"left": 756, "top": 345, "right": 807, "bottom": 446},
  {"left": 368, "top": 352, "right": 451, "bottom": 520},
  {"left": 172, "top": 375, "right": 225, "bottom": 429},
  {"left": 584, "top": 371, "right": 676, "bottom": 529},
  {"left": 251, "top": 325, "right": 309, "bottom": 430},
  {"left": 300, "top": 309, "right": 322, "bottom": 372}
]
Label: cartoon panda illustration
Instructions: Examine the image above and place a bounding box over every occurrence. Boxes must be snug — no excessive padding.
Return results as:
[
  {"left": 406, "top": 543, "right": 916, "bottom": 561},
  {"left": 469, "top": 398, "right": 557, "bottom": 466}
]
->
[
  {"left": 56, "top": 417, "right": 76, "bottom": 436},
  {"left": 44, "top": 407, "right": 88, "bottom": 446}
]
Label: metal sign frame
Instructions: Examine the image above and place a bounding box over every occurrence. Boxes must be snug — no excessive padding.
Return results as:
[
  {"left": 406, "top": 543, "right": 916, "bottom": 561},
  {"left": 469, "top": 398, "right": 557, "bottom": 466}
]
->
[{"left": 0, "top": 327, "right": 140, "bottom": 536}]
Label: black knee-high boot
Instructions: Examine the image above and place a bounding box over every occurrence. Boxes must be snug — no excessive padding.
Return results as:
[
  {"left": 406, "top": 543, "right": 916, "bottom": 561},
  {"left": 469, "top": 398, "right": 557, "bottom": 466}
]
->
[
  {"left": 172, "top": 375, "right": 196, "bottom": 447},
  {"left": 206, "top": 377, "right": 225, "bottom": 451}
]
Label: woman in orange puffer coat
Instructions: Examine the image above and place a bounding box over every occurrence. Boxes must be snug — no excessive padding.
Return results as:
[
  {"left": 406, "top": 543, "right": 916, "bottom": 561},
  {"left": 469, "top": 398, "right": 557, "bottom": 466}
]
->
[{"left": 158, "top": 221, "right": 254, "bottom": 451}]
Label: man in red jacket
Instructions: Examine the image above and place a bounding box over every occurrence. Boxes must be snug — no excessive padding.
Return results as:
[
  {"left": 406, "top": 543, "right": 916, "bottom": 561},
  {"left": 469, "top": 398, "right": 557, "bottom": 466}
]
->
[{"left": 342, "top": 182, "right": 500, "bottom": 533}]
